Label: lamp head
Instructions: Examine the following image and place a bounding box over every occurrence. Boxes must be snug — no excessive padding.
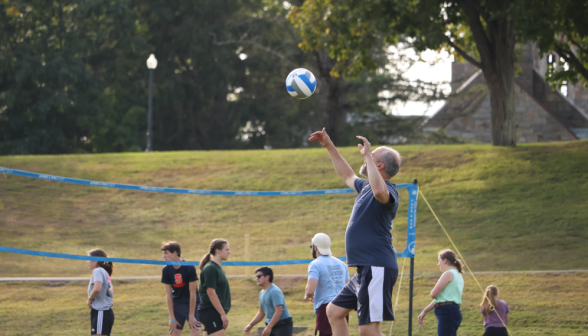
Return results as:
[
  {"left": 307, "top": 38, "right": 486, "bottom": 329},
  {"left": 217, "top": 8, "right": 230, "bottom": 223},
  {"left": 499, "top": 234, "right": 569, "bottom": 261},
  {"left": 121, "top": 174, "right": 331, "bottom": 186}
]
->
[{"left": 146, "top": 54, "right": 158, "bottom": 69}]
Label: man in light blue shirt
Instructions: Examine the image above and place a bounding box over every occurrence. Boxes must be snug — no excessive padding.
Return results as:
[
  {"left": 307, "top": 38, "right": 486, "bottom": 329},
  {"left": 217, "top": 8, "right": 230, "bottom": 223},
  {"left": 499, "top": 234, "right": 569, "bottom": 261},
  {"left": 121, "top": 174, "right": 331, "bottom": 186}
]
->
[
  {"left": 304, "top": 233, "right": 350, "bottom": 336},
  {"left": 244, "top": 267, "right": 292, "bottom": 336}
]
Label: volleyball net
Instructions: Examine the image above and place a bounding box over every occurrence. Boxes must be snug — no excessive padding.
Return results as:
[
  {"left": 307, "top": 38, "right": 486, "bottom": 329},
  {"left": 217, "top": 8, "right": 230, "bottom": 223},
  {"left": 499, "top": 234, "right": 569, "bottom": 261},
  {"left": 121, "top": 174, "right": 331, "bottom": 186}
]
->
[{"left": 0, "top": 166, "right": 417, "bottom": 270}]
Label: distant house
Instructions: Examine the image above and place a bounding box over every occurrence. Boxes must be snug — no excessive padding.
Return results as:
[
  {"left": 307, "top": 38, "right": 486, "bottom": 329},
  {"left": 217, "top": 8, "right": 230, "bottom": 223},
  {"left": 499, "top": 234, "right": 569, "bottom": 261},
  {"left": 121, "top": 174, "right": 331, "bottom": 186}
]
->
[{"left": 423, "top": 43, "right": 588, "bottom": 142}]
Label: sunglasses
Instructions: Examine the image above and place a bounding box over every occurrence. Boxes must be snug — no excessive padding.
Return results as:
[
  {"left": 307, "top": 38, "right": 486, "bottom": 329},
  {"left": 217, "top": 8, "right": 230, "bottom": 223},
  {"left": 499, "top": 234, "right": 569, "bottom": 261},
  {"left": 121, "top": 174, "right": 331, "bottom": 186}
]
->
[
  {"left": 255, "top": 274, "right": 265, "bottom": 279},
  {"left": 309, "top": 244, "right": 314, "bottom": 249}
]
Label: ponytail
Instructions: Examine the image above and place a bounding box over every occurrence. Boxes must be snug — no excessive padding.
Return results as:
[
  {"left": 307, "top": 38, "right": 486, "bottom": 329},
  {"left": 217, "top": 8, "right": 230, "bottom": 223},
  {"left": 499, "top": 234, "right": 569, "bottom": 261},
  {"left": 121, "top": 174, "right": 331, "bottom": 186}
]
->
[
  {"left": 199, "top": 253, "right": 211, "bottom": 271},
  {"left": 438, "top": 249, "right": 463, "bottom": 273},
  {"left": 481, "top": 285, "right": 499, "bottom": 316},
  {"left": 88, "top": 249, "right": 114, "bottom": 276},
  {"left": 200, "top": 239, "right": 228, "bottom": 271}
]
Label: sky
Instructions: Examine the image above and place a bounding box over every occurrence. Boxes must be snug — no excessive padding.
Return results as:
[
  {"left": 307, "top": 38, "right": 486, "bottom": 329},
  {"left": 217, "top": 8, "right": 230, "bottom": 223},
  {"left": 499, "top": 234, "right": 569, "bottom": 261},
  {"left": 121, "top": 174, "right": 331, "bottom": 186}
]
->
[{"left": 387, "top": 49, "right": 453, "bottom": 117}]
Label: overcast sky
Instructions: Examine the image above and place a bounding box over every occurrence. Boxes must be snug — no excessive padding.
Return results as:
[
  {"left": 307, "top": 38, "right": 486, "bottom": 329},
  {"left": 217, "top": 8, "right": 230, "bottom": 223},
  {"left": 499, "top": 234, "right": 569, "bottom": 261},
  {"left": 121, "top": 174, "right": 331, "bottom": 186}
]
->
[{"left": 388, "top": 49, "right": 453, "bottom": 117}]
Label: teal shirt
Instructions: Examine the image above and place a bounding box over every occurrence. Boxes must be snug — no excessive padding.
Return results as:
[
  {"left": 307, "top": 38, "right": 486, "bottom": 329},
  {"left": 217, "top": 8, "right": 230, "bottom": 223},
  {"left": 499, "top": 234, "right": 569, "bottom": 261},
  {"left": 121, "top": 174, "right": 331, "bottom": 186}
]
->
[
  {"left": 259, "top": 284, "right": 291, "bottom": 324},
  {"left": 434, "top": 269, "right": 464, "bottom": 305}
]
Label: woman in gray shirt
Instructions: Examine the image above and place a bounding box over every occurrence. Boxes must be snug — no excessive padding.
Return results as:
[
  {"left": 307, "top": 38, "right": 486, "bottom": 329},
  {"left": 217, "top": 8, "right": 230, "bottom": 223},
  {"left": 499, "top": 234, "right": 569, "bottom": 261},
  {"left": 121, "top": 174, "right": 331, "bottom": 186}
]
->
[{"left": 87, "top": 249, "right": 115, "bottom": 336}]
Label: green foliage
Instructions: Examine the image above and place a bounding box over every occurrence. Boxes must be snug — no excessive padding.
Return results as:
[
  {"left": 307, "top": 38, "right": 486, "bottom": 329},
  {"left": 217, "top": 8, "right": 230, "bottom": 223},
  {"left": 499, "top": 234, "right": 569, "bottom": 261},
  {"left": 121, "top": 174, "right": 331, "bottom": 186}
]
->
[
  {"left": 516, "top": 0, "right": 588, "bottom": 87},
  {"left": 0, "top": 0, "right": 107, "bottom": 154}
]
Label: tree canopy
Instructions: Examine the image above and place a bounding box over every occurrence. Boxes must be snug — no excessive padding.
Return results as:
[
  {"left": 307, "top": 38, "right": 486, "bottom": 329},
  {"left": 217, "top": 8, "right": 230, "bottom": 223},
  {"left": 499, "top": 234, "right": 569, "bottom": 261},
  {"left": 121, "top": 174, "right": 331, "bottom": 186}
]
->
[
  {"left": 517, "top": 0, "right": 588, "bottom": 87},
  {"left": 289, "top": 0, "right": 588, "bottom": 146},
  {"left": 1, "top": 0, "right": 435, "bottom": 154}
]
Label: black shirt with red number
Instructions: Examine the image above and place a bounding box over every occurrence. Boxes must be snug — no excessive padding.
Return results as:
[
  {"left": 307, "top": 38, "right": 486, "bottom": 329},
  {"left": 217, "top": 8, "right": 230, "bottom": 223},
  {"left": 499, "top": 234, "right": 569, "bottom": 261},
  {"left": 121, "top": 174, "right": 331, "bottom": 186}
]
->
[{"left": 161, "top": 264, "right": 200, "bottom": 304}]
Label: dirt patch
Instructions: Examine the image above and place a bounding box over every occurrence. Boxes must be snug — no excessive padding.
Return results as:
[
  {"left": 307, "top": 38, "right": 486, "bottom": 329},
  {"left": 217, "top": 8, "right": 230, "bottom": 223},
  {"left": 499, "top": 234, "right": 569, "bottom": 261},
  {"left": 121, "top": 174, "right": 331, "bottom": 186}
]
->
[{"left": 45, "top": 281, "right": 68, "bottom": 287}]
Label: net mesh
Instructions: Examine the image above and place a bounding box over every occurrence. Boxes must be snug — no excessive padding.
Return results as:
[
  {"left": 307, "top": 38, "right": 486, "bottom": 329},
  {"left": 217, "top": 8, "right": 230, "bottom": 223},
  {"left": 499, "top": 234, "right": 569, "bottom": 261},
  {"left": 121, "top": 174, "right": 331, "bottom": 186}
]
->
[{"left": 0, "top": 173, "right": 412, "bottom": 278}]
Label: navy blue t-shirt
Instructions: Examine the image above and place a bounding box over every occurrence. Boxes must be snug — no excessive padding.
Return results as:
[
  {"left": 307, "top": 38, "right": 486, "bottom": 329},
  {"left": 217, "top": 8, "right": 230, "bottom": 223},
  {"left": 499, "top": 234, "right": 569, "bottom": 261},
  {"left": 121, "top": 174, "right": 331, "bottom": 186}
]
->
[
  {"left": 161, "top": 265, "right": 201, "bottom": 304},
  {"left": 345, "top": 178, "right": 399, "bottom": 269}
]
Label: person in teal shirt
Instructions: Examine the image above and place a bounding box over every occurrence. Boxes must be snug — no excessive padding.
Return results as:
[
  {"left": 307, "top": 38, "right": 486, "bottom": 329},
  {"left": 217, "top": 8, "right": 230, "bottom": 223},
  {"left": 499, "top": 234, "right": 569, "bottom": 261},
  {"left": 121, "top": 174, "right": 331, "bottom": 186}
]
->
[
  {"left": 418, "top": 249, "right": 464, "bottom": 336},
  {"left": 243, "top": 267, "right": 292, "bottom": 336}
]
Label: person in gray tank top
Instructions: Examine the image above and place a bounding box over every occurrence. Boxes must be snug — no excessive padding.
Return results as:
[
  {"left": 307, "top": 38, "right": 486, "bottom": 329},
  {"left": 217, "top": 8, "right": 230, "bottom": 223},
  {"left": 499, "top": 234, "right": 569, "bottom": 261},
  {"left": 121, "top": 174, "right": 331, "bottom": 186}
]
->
[
  {"left": 87, "top": 249, "right": 115, "bottom": 336},
  {"left": 417, "top": 249, "right": 464, "bottom": 336}
]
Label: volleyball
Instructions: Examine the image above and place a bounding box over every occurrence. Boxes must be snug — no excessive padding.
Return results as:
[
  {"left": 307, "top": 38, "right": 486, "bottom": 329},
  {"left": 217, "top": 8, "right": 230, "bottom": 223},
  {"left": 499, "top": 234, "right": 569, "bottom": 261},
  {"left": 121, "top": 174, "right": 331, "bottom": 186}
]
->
[{"left": 285, "top": 68, "right": 317, "bottom": 99}]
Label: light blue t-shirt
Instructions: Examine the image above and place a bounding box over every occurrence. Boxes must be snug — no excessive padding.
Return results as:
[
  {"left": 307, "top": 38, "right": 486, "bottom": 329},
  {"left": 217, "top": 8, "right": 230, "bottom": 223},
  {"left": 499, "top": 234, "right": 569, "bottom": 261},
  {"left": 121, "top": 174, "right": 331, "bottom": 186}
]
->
[
  {"left": 308, "top": 255, "right": 350, "bottom": 313},
  {"left": 259, "top": 284, "right": 291, "bottom": 324}
]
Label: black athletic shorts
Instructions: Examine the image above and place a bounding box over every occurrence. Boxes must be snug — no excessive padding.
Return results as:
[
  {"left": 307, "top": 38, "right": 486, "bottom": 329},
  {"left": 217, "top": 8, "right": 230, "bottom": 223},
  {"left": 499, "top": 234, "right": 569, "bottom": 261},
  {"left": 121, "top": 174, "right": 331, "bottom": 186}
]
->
[
  {"left": 483, "top": 327, "right": 509, "bottom": 336},
  {"left": 91, "top": 308, "right": 114, "bottom": 335},
  {"left": 199, "top": 308, "right": 225, "bottom": 334},
  {"left": 174, "top": 301, "right": 201, "bottom": 330},
  {"left": 331, "top": 266, "right": 398, "bottom": 326},
  {"left": 266, "top": 317, "right": 293, "bottom": 336}
]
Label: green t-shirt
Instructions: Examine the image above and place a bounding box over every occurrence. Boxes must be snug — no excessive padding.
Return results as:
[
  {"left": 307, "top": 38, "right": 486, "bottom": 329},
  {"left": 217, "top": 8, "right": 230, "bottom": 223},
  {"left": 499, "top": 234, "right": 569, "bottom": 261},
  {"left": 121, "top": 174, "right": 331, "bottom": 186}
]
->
[
  {"left": 198, "top": 261, "right": 231, "bottom": 313},
  {"left": 434, "top": 269, "right": 464, "bottom": 305}
]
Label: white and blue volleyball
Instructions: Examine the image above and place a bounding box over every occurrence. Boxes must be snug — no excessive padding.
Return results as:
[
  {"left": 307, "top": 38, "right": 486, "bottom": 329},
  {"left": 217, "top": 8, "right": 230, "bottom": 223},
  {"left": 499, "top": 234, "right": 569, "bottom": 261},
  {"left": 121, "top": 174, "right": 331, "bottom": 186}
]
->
[{"left": 285, "top": 68, "right": 317, "bottom": 99}]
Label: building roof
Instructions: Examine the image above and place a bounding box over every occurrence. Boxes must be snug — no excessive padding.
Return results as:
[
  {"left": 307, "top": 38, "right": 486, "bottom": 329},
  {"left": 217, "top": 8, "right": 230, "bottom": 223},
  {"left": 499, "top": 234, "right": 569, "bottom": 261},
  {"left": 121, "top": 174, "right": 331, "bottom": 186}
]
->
[{"left": 423, "top": 67, "right": 588, "bottom": 139}]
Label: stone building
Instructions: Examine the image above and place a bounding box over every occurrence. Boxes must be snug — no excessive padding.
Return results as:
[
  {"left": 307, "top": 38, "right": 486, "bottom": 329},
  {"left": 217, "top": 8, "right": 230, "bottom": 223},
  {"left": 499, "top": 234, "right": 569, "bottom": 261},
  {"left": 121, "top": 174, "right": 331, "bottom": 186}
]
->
[{"left": 423, "top": 43, "right": 588, "bottom": 142}]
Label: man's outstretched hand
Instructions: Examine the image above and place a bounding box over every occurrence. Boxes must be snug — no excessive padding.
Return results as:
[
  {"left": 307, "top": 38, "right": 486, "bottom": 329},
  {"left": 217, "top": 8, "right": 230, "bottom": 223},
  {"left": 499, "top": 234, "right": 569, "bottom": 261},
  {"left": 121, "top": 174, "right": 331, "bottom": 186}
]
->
[
  {"left": 356, "top": 136, "right": 372, "bottom": 157},
  {"left": 309, "top": 128, "right": 333, "bottom": 148}
]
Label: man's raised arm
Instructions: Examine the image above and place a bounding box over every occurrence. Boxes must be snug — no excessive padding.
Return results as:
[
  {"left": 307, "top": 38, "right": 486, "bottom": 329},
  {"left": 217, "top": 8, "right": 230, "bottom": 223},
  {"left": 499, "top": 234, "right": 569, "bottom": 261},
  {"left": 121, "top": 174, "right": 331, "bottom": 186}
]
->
[{"left": 309, "top": 128, "right": 358, "bottom": 191}]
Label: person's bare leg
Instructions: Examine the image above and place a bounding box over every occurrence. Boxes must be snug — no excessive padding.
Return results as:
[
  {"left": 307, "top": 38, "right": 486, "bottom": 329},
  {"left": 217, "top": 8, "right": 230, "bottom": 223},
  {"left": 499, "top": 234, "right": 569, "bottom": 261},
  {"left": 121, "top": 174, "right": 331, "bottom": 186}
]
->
[
  {"left": 190, "top": 325, "right": 201, "bottom": 336},
  {"left": 207, "top": 330, "right": 225, "bottom": 336},
  {"left": 358, "top": 322, "right": 383, "bottom": 336},
  {"left": 327, "top": 303, "right": 352, "bottom": 336}
]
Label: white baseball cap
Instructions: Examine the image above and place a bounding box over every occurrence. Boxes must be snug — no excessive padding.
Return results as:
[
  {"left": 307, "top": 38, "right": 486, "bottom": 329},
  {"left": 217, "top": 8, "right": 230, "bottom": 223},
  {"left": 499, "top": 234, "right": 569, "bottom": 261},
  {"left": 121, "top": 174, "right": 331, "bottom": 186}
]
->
[{"left": 312, "top": 233, "right": 332, "bottom": 256}]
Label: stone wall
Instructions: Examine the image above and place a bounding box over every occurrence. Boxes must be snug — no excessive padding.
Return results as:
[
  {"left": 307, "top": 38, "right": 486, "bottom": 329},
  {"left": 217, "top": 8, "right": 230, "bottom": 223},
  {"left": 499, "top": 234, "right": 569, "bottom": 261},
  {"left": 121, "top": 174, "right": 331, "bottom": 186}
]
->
[
  {"left": 444, "top": 84, "right": 576, "bottom": 143},
  {"left": 568, "top": 84, "right": 588, "bottom": 115},
  {"left": 451, "top": 62, "right": 478, "bottom": 92}
]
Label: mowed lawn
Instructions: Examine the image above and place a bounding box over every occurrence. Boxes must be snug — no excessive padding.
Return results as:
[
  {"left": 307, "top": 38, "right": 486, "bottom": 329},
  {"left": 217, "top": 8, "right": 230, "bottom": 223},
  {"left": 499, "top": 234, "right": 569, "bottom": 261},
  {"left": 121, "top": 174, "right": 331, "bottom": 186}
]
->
[
  {"left": 0, "top": 273, "right": 586, "bottom": 336},
  {"left": 1, "top": 141, "right": 588, "bottom": 334}
]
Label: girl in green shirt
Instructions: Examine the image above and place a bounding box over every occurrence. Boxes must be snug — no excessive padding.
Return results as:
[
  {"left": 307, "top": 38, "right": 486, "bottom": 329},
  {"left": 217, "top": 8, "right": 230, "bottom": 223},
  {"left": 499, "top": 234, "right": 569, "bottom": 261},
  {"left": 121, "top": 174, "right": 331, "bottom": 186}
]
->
[
  {"left": 198, "top": 239, "right": 231, "bottom": 336},
  {"left": 418, "top": 249, "right": 464, "bottom": 336}
]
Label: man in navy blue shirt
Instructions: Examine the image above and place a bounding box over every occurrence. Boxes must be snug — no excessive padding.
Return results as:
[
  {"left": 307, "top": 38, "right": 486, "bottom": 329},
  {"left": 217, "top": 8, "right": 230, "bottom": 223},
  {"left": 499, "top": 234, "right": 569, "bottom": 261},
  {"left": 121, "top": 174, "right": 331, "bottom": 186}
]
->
[{"left": 309, "top": 128, "right": 401, "bottom": 336}]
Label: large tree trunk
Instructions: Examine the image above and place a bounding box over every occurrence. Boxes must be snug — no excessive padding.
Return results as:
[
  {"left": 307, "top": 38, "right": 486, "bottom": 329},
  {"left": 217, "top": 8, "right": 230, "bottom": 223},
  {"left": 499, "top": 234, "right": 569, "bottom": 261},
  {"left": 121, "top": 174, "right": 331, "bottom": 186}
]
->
[
  {"left": 487, "top": 70, "right": 516, "bottom": 146},
  {"left": 462, "top": 0, "right": 517, "bottom": 146},
  {"left": 315, "top": 50, "right": 345, "bottom": 146}
]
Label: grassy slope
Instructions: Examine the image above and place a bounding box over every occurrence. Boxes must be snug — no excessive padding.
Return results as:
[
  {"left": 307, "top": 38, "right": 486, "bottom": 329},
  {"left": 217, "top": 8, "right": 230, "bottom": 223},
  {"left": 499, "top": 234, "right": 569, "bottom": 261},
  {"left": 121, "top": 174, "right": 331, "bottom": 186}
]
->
[{"left": 1, "top": 141, "right": 588, "bottom": 335}]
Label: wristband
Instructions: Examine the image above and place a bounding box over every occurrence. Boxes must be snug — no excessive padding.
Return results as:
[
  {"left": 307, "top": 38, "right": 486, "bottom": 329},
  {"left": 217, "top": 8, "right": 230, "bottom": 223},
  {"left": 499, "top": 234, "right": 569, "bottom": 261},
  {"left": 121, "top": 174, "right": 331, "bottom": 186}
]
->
[{"left": 169, "top": 319, "right": 176, "bottom": 323}]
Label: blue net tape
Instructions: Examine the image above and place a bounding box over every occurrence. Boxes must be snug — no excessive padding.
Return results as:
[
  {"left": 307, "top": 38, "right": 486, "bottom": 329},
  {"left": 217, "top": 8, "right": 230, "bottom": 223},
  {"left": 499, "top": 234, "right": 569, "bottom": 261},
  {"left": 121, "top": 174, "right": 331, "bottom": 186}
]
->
[
  {"left": 0, "top": 246, "right": 345, "bottom": 266},
  {"left": 0, "top": 167, "right": 412, "bottom": 196},
  {"left": 0, "top": 166, "right": 417, "bottom": 259}
]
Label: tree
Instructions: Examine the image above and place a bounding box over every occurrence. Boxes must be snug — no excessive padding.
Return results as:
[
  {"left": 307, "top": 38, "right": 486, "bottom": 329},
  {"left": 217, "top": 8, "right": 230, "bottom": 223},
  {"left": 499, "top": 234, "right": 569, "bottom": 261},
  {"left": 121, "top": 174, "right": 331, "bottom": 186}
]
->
[
  {"left": 289, "top": 0, "right": 447, "bottom": 145},
  {"left": 290, "top": 0, "right": 535, "bottom": 146},
  {"left": 0, "top": 1, "right": 105, "bottom": 154},
  {"left": 1, "top": 0, "right": 433, "bottom": 153},
  {"left": 518, "top": 0, "right": 588, "bottom": 87}
]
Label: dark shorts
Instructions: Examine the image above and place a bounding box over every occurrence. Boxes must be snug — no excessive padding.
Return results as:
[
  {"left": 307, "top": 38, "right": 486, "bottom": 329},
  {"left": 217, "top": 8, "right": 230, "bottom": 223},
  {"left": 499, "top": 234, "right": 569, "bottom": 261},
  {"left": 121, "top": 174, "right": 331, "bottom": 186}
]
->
[
  {"left": 330, "top": 266, "right": 398, "bottom": 326},
  {"left": 483, "top": 327, "right": 509, "bottom": 336},
  {"left": 174, "top": 301, "right": 201, "bottom": 330},
  {"left": 266, "top": 317, "right": 293, "bottom": 336},
  {"left": 434, "top": 304, "right": 462, "bottom": 336},
  {"left": 91, "top": 308, "right": 114, "bottom": 335},
  {"left": 198, "top": 308, "right": 224, "bottom": 334},
  {"left": 315, "top": 303, "right": 348, "bottom": 335}
]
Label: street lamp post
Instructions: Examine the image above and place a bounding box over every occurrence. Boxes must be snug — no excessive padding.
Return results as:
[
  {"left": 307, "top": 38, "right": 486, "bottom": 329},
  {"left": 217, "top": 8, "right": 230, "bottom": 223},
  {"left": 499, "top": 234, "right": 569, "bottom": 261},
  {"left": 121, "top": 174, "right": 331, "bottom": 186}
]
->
[{"left": 146, "top": 54, "right": 158, "bottom": 152}]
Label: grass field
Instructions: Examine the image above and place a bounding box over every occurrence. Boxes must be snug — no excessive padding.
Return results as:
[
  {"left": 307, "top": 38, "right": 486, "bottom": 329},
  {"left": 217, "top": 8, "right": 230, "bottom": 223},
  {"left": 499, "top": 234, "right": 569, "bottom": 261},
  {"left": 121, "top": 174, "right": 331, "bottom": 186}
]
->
[
  {"left": 1, "top": 273, "right": 587, "bottom": 335},
  {"left": 1, "top": 141, "right": 588, "bottom": 335}
]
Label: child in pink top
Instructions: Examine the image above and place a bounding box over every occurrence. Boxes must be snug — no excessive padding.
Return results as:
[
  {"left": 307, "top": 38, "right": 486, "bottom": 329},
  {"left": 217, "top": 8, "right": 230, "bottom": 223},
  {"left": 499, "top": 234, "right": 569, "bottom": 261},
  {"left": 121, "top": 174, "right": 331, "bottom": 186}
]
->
[{"left": 480, "top": 285, "right": 510, "bottom": 336}]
